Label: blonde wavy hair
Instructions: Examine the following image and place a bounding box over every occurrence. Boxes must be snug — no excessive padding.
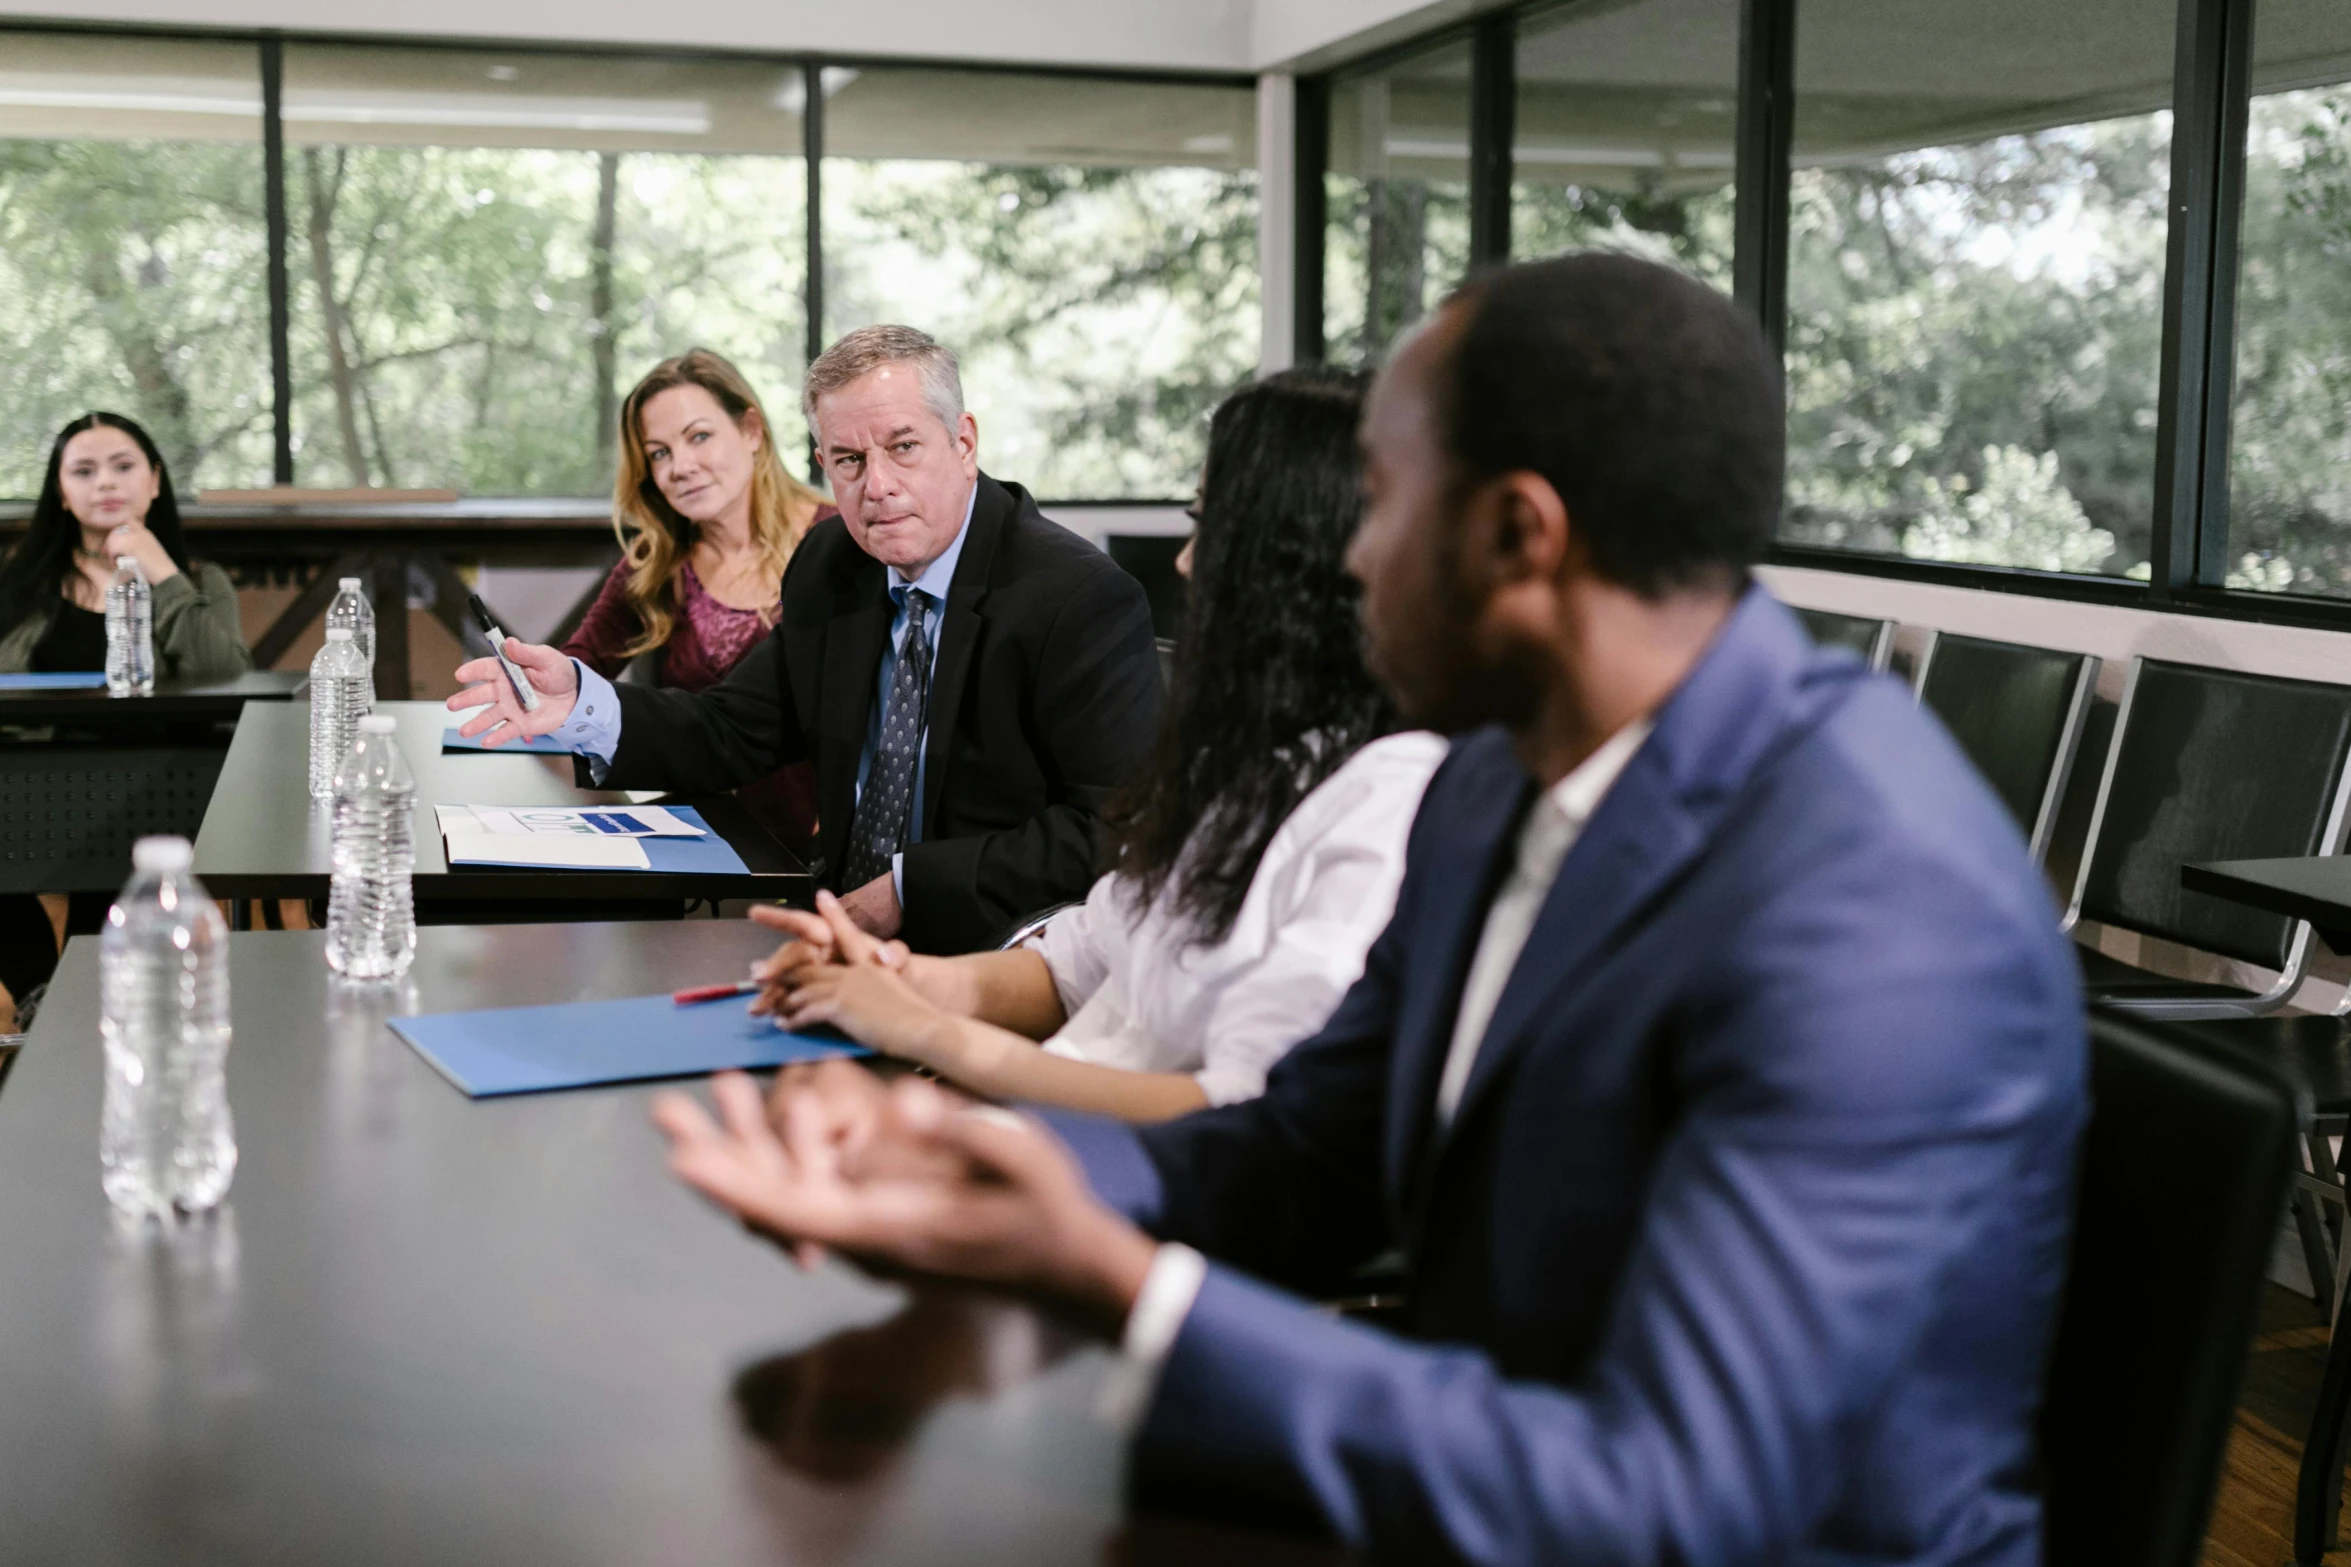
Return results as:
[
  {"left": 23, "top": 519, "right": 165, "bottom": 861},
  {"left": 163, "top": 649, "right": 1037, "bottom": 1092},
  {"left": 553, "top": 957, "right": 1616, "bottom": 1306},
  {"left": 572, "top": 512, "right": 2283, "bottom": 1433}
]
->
[{"left": 610, "top": 348, "right": 824, "bottom": 659}]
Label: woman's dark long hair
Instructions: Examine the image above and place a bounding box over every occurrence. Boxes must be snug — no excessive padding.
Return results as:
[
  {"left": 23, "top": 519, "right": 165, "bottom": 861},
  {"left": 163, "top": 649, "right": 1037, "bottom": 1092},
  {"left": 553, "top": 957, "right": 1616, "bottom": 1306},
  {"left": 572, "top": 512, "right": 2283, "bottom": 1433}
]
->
[
  {"left": 1107, "top": 367, "right": 1396, "bottom": 947},
  {"left": 0, "top": 412, "right": 191, "bottom": 634}
]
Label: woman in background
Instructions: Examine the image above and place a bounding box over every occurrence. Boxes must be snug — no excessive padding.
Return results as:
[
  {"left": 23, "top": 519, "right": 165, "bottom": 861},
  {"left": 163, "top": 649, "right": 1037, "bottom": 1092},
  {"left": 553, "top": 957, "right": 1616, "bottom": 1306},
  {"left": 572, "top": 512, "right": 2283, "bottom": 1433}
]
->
[
  {"left": 0, "top": 412, "right": 247, "bottom": 678},
  {"left": 754, "top": 367, "right": 1447, "bottom": 1121},
  {"left": 563, "top": 349, "right": 832, "bottom": 850},
  {"left": 0, "top": 411, "right": 250, "bottom": 1030}
]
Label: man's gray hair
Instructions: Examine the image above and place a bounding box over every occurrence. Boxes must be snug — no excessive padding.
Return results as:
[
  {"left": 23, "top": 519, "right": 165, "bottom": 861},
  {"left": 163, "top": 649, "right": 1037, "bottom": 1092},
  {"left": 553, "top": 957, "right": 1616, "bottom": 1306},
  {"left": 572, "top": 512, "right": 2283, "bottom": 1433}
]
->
[{"left": 802, "top": 324, "right": 965, "bottom": 440}]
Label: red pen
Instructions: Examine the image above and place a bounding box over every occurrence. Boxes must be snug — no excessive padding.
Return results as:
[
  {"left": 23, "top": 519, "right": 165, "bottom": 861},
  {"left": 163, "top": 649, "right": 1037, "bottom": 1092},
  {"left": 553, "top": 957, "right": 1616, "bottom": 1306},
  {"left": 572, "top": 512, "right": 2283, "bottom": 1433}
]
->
[{"left": 672, "top": 980, "right": 759, "bottom": 1006}]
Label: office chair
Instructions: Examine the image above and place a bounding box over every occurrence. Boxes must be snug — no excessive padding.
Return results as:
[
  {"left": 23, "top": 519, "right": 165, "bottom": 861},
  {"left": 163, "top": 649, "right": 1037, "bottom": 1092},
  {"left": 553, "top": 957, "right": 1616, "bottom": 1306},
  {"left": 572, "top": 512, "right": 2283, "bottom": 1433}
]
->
[
  {"left": 1913, "top": 632, "right": 2099, "bottom": 866},
  {"left": 1791, "top": 606, "right": 1896, "bottom": 671},
  {"left": 2039, "top": 1009, "right": 2295, "bottom": 1567},
  {"left": 2063, "top": 658, "right": 2351, "bottom": 1019},
  {"left": 992, "top": 903, "right": 1080, "bottom": 952}
]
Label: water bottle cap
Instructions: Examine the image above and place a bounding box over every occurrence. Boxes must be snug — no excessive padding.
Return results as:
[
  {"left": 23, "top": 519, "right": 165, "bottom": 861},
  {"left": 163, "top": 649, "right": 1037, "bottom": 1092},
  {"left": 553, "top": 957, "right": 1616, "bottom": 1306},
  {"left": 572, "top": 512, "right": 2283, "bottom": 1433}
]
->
[
  {"left": 340, "top": 577, "right": 362, "bottom": 590},
  {"left": 359, "top": 715, "right": 396, "bottom": 733},
  {"left": 131, "top": 836, "right": 193, "bottom": 872},
  {"left": 326, "top": 627, "right": 353, "bottom": 641}
]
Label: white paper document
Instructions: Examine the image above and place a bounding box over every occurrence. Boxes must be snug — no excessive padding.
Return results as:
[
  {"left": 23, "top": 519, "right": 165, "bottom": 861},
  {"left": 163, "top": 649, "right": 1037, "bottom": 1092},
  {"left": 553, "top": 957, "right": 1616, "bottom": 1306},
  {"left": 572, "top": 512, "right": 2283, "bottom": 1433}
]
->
[{"left": 434, "top": 804, "right": 697, "bottom": 871}]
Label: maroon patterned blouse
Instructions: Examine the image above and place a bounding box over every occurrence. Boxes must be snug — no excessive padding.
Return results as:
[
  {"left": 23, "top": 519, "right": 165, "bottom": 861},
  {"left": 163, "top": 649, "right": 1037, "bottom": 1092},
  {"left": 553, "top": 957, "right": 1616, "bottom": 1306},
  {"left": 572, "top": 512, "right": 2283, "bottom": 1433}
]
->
[{"left": 562, "top": 518, "right": 834, "bottom": 852}]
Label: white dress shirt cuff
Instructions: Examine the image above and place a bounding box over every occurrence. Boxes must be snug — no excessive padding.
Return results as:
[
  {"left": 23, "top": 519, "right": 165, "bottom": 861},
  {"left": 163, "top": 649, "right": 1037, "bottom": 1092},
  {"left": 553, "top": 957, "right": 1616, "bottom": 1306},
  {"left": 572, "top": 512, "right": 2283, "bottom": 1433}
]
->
[
  {"left": 565, "top": 661, "right": 623, "bottom": 781},
  {"left": 891, "top": 851, "right": 904, "bottom": 904},
  {"left": 1095, "top": 1242, "right": 1209, "bottom": 1431}
]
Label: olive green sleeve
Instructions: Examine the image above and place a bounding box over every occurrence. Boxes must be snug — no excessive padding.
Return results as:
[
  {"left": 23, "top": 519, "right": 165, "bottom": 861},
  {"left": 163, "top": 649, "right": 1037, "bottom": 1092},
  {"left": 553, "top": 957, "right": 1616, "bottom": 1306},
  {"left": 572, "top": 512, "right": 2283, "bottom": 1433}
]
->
[{"left": 149, "top": 562, "right": 253, "bottom": 682}]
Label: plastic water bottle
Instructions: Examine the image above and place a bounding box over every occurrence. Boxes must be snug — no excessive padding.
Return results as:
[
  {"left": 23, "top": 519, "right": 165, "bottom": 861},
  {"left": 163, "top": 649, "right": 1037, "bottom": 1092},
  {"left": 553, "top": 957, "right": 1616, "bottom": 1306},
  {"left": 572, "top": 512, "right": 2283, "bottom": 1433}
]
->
[
  {"left": 326, "top": 576, "right": 375, "bottom": 668},
  {"left": 325, "top": 715, "right": 417, "bottom": 979},
  {"left": 100, "top": 835, "right": 235, "bottom": 1218},
  {"left": 308, "top": 627, "right": 372, "bottom": 798},
  {"left": 104, "top": 555, "right": 153, "bottom": 696}
]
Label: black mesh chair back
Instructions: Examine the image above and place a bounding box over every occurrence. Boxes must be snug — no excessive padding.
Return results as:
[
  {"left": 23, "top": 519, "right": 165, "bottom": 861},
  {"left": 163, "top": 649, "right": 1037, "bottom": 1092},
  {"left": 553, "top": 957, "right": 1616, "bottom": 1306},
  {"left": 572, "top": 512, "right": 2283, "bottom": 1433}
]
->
[
  {"left": 2070, "top": 659, "right": 2351, "bottom": 976},
  {"left": 1914, "top": 632, "right": 2099, "bottom": 865},
  {"left": 1792, "top": 607, "right": 1895, "bottom": 671},
  {"left": 2040, "top": 1009, "right": 2295, "bottom": 1567}
]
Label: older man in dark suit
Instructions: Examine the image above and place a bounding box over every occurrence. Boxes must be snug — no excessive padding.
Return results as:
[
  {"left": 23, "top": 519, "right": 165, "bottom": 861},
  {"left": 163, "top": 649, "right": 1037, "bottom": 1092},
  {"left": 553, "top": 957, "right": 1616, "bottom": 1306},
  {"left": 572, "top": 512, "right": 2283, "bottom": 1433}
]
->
[{"left": 450, "top": 326, "right": 1163, "bottom": 955}]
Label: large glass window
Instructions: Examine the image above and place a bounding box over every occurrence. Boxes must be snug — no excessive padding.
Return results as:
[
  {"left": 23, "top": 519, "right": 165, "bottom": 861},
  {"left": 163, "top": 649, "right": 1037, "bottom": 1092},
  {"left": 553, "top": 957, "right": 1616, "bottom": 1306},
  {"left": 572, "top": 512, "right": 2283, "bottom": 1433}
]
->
[
  {"left": 1782, "top": 0, "right": 2177, "bottom": 579},
  {"left": 2224, "top": 0, "right": 2351, "bottom": 596},
  {"left": 1511, "top": 0, "right": 1738, "bottom": 287},
  {"left": 822, "top": 68, "right": 1259, "bottom": 501},
  {"left": 1325, "top": 39, "right": 1473, "bottom": 366},
  {"left": 282, "top": 44, "right": 806, "bottom": 495},
  {"left": 0, "top": 33, "right": 271, "bottom": 495}
]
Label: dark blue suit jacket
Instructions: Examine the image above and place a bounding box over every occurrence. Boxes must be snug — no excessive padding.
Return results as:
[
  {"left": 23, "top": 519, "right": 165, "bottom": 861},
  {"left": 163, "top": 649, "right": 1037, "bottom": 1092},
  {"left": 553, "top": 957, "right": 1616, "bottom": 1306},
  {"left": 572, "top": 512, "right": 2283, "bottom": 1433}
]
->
[{"left": 1058, "top": 589, "right": 2087, "bottom": 1564}]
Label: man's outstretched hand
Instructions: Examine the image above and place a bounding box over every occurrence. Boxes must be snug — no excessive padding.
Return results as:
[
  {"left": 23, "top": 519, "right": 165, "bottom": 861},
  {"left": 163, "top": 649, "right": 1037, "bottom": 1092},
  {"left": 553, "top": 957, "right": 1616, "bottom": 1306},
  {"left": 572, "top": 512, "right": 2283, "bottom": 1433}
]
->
[
  {"left": 651, "top": 1062, "right": 1157, "bottom": 1337},
  {"left": 446, "top": 637, "right": 581, "bottom": 745}
]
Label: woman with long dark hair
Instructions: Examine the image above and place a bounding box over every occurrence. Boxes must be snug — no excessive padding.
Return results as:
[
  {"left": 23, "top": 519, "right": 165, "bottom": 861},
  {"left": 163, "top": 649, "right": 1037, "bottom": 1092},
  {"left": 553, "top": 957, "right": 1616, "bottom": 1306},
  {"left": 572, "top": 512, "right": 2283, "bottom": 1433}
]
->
[
  {"left": 751, "top": 367, "right": 1445, "bottom": 1120},
  {"left": 0, "top": 412, "right": 248, "bottom": 679},
  {"left": 0, "top": 413, "right": 249, "bottom": 1030}
]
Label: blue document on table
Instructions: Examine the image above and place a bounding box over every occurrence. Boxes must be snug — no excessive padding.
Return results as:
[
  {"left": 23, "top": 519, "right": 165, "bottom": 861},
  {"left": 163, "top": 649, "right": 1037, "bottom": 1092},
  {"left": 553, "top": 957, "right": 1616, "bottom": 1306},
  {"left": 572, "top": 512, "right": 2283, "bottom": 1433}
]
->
[
  {"left": 437, "top": 804, "right": 750, "bottom": 875},
  {"left": 442, "top": 725, "right": 570, "bottom": 754},
  {"left": 389, "top": 991, "right": 865, "bottom": 1097},
  {"left": 0, "top": 671, "right": 108, "bottom": 690}
]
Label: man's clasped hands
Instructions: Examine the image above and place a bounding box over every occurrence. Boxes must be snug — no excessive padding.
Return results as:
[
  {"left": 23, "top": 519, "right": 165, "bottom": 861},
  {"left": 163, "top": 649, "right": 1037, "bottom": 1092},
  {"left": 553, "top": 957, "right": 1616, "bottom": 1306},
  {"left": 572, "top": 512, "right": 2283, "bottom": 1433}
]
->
[{"left": 649, "top": 892, "right": 1160, "bottom": 1336}]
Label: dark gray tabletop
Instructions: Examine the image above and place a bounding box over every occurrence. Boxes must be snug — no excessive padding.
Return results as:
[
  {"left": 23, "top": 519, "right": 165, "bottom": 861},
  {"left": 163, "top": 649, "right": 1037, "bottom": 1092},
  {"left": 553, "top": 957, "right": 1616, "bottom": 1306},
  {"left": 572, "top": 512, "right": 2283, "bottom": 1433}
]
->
[
  {"left": 191, "top": 701, "right": 812, "bottom": 906},
  {"left": 2182, "top": 856, "right": 2351, "bottom": 954},
  {"left": 0, "top": 669, "right": 303, "bottom": 732},
  {"left": 0, "top": 921, "right": 1318, "bottom": 1565}
]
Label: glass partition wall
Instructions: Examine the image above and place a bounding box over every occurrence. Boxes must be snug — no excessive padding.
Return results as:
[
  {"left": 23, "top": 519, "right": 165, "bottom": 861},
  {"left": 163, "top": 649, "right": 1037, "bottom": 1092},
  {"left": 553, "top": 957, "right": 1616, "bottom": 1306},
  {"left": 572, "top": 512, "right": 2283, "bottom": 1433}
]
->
[
  {"left": 0, "top": 31, "right": 1256, "bottom": 504},
  {"left": 1781, "top": 0, "right": 2178, "bottom": 580},
  {"left": 0, "top": 34, "right": 272, "bottom": 494},
  {"left": 824, "top": 68, "right": 1258, "bottom": 499},
  {"left": 282, "top": 44, "right": 808, "bottom": 495},
  {"left": 1511, "top": 0, "right": 1739, "bottom": 288},
  {"left": 2226, "top": 0, "right": 2351, "bottom": 596},
  {"left": 1324, "top": 38, "right": 1474, "bottom": 366}
]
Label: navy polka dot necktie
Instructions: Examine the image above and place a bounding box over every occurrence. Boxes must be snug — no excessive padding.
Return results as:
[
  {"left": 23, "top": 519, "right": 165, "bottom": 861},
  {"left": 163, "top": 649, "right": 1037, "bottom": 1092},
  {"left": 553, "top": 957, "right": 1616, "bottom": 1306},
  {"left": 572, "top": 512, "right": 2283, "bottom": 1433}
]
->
[{"left": 843, "top": 587, "right": 934, "bottom": 892}]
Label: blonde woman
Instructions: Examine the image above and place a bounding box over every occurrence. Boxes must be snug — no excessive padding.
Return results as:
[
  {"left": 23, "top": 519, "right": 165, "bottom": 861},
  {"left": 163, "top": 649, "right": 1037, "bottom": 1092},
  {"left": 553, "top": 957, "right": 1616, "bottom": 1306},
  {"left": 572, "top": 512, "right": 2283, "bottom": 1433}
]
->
[{"left": 564, "top": 348, "right": 832, "bottom": 847}]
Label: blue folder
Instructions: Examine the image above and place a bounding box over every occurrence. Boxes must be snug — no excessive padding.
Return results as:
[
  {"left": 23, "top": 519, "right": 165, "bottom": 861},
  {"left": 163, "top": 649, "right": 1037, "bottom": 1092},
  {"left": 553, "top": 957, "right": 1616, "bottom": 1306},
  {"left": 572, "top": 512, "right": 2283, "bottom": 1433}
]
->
[
  {"left": 0, "top": 671, "right": 109, "bottom": 690},
  {"left": 389, "top": 990, "right": 865, "bottom": 1097},
  {"left": 442, "top": 725, "right": 570, "bottom": 754},
  {"left": 448, "top": 805, "right": 751, "bottom": 876}
]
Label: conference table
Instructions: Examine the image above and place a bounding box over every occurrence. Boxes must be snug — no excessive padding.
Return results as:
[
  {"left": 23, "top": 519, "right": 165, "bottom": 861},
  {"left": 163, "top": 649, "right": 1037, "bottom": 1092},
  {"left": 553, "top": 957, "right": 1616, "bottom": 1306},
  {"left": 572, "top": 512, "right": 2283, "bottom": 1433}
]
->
[
  {"left": 192, "top": 701, "right": 813, "bottom": 920},
  {"left": 2180, "top": 856, "right": 2351, "bottom": 954},
  {"left": 0, "top": 920, "right": 1333, "bottom": 1564},
  {"left": 0, "top": 671, "right": 304, "bottom": 894}
]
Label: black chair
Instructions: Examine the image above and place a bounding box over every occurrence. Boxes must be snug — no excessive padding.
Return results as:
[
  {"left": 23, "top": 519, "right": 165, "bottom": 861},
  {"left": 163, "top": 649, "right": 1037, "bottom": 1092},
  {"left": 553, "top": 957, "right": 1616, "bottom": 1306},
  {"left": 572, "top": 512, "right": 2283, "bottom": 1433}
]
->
[
  {"left": 1104, "top": 535, "right": 1187, "bottom": 641},
  {"left": 991, "top": 902, "right": 1081, "bottom": 953},
  {"left": 1791, "top": 606, "right": 1895, "bottom": 671},
  {"left": 1913, "top": 632, "right": 2099, "bottom": 866},
  {"left": 2040, "top": 1009, "right": 2296, "bottom": 1567},
  {"left": 2191, "top": 1014, "right": 2351, "bottom": 1564},
  {"left": 2064, "top": 659, "right": 2351, "bottom": 1019}
]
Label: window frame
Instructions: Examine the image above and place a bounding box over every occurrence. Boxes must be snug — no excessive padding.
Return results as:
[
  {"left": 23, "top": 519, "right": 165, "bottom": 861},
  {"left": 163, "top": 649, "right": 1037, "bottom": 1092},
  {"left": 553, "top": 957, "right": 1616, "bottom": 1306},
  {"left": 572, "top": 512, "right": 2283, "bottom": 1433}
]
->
[
  {"left": 1299, "top": 0, "right": 2351, "bottom": 631},
  {"left": 0, "top": 18, "right": 1256, "bottom": 505}
]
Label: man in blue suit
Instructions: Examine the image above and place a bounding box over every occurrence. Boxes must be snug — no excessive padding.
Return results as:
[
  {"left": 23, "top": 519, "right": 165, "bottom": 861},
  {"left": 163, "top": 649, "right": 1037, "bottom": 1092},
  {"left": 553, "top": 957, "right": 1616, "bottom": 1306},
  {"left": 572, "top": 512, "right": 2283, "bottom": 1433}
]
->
[{"left": 655, "top": 253, "right": 2088, "bottom": 1564}]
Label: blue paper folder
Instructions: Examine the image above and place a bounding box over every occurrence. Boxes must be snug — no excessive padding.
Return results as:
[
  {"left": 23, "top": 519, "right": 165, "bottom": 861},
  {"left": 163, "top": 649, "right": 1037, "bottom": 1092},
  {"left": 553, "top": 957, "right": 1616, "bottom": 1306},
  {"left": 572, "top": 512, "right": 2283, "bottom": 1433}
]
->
[
  {"left": 442, "top": 725, "right": 570, "bottom": 754},
  {"left": 0, "top": 671, "right": 109, "bottom": 690},
  {"left": 389, "top": 990, "right": 865, "bottom": 1097}
]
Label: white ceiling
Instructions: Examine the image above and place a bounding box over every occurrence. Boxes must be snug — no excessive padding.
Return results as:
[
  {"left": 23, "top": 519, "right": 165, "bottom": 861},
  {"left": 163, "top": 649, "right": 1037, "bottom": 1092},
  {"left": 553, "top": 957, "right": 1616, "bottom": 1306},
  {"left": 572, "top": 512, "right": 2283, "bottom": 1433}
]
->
[{"left": 0, "top": 0, "right": 1467, "bottom": 73}]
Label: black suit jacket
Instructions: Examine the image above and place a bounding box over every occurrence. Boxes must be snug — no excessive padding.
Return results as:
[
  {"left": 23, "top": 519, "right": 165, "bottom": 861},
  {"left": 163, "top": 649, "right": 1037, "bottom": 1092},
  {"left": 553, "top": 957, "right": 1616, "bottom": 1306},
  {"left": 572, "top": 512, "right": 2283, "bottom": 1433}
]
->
[{"left": 590, "top": 474, "right": 1163, "bottom": 953}]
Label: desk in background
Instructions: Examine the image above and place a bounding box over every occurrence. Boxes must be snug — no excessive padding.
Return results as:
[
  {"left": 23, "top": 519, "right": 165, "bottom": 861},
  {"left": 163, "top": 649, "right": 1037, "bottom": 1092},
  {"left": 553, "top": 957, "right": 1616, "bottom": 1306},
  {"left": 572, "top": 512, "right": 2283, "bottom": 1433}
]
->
[
  {"left": 192, "top": 701, "right": 811, "bottom": 922},
  {"left": 0, "top": 497, "right": 619, "bottom": 700},
  {"left": 0, "top": 672, "right": 303, "bottom": 895},
  {"left": 0, "top": 920, "right": 1329, "bottom": 1565}
]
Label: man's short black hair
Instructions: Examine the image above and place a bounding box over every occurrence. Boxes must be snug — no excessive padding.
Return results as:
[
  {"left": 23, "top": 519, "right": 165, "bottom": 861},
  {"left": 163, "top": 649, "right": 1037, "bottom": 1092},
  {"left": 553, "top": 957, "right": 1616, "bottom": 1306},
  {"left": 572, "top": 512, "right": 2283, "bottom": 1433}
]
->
[{"left": 1439, "top": 252, "right": 1784, "bottom": 596}]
